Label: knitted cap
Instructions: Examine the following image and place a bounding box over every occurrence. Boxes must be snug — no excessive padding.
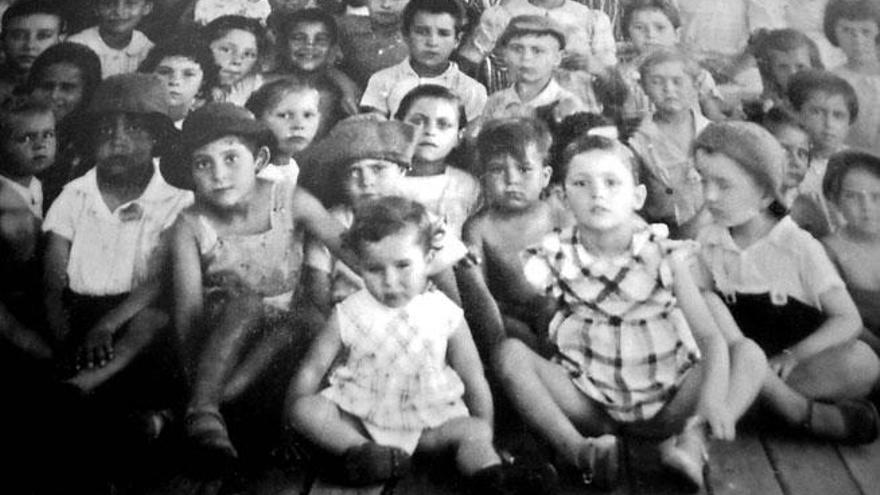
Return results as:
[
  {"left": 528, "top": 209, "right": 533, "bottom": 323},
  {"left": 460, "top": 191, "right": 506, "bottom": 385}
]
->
[
  {"left": 159, "top": 103, "right": 277, "bottom": 190},
  {"left": 86, "top": 73, "right": 171, "bottom": 119},
  {"left": 694, "top": 121, "right": 787, "bottom": 205},
  {"left": 309, "top": 115, "right": 418, "bottom": 173},
  {"left": 498, "top": 15, "right": 566, "bottom": 50}
]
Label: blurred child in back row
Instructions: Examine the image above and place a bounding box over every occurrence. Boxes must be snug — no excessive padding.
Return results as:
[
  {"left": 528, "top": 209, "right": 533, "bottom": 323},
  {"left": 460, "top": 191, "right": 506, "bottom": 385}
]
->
[{"left": 67, "top": 0, "right": 154, "bottom": 78}]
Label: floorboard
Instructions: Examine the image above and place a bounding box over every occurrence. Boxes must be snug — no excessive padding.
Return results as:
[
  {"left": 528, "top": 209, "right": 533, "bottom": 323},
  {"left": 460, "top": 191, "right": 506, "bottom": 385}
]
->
[
  {"left": 307, "top": 478, "right": 388, "bottom": 495},
  {"left": 836, "top": 435, "right": 880, "bottom": 495},
  {"left": 763, "top": 435, "right": 862, "bottom": 495},
  {"left": 706, "top": 432, "right": 782, "bottom": 495}
]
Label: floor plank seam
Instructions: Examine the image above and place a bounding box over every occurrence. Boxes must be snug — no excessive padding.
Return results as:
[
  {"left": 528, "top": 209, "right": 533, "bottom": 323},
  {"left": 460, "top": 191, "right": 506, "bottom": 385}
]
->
[
  {"left": 759, "top": 435, "right": 791, "bottom": 495},
  {"left": 833, "top": 445, "right": 868, "bottom": 495}
]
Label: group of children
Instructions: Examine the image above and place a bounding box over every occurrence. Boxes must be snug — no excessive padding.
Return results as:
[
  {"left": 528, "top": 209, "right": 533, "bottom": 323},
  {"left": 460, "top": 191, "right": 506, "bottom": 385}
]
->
[{"left": 2, "top": 0, "right": 880, "bottom": 493}]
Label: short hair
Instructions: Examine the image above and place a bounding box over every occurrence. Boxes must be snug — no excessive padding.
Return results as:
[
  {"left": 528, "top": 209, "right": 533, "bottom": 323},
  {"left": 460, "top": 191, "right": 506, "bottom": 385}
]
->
[
  {"left": 0, "top": 96, "right": 54, "bottom": 141},
  {"left": 203, "top": 15, "right": 267, "bottom": 54},
  {"left": 138, "top": 32, "right": 218, "bottom": 100},
  {"left": 823, "top": 149, "right": 880, "bottom": 201},
  {"left": 761, "top": 106, "right": 812, "bottom": 143},
  {"left": 824, "top": 0, "right": 880, "bottom": 47},
  {"left": 750, "top": 28, "right": 824, "bottom": 89},
  {"left": 343, "top": 195, "right": 439, "bottom": 255},
  {"left": 622, "top": 0, "right": 680, "bottom": 37},
  {"left": 1, "top": 0, "right": 66, "bottom": 35},
  {"left": 550, "top": 112, "right": 618, "bottom": 184},
  {"left": 560, "top": 134, "right": 640, "bottom": 185},
  {"left": 393, "top": 84, "right": 466, "bottom": 129},
  {"left": 475, "top": 117, "right": 552, "bottom": 175},
  {"left": 245, "top": 76, "right": 320, "bottom": 118},
  {"left": 402, "top": 0, "right": 466, "bottom": 36},
  {"left": 25, "top": 42, "right": 102, "bottom": 111},
  {"left": 638, "top": 47, "right": 702, "bottom": 85},
  {"left": 787, "top": 69, "right": 859, "bottom": 123}
]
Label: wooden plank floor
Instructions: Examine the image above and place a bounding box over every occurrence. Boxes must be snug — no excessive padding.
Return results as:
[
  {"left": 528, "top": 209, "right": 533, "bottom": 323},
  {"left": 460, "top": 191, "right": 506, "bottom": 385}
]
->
[{"left": 142, "top": 423, "right": 880, "bottom": 495}]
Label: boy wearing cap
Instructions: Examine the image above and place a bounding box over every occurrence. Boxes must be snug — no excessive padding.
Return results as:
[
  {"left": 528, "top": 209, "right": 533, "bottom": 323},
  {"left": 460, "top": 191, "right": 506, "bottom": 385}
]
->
[
  {"left": 43, "top": 73, "right": 192, "bottom": 394},
  {"left": 475, "top": 15, "right": 588, "bottom": 130},
  {"left": 165, "top": 103, "right": 356, "bottom": 465}
]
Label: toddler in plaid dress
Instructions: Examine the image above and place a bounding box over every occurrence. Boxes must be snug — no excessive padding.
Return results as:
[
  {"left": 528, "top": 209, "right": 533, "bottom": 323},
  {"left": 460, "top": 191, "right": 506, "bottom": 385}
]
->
[
  {"left": 496, "top": 135, "right": 766, "bottom": 490},
  {"left": 290, "top": 197, "right": 556, "bottom": 492}
]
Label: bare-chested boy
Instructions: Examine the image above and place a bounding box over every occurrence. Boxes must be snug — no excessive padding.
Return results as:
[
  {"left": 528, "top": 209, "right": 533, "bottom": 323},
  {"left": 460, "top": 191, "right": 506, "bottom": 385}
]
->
[{"left": 462, "top": 117, "right": 572, "bottom": 354}]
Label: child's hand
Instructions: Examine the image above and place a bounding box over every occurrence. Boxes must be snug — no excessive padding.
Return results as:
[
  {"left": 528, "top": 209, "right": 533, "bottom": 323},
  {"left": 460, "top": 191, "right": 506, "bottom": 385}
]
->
[
  {"left": 769, "top": 351, "right": 799, "bottom": 381},
  {"left": 77, "top": 323, "right": 117, "bottom": 370},
  {"left": 699, "top": 403, "right": 736, "bottom": 441}
]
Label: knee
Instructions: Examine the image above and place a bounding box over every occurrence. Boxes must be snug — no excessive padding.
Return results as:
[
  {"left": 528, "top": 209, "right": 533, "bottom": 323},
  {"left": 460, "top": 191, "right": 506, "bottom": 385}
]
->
[
  {"left": 840, "top": 341, "right": 880, "bottom": 385},
  {"left": 493, "top": 339, "right": 530, "bottom": 382},
  {"left": 287, "top": 394, "right": 323, "bottom": 429},
  {"left": 459, "top": 417, "right": 494, "bottom": 446},
  {"left": 731, "top": 338, "right": 767, "bottom": 370}
]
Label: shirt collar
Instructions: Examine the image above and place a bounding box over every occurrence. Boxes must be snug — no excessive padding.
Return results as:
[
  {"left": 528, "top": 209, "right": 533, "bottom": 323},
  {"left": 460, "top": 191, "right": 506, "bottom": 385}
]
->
[
  {"left": 0, "top": 174, "right": 42, "bottom": 218},
  {"left": 78, "top": 159, "right": 183, "bottom": 216},
  {"left": 403, "top": 58, "right": 458, "bottom": 80},
  {"left": 702, "top": 216, "right": 797, "bottom": 253}
]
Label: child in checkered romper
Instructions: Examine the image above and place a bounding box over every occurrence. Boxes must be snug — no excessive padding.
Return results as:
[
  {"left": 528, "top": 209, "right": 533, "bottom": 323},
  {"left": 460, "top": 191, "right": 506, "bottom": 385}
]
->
[
  {"left": 289, "top": 196, "right": 554, "bottom": 492},
  {"left": 495, "top": 135, "right": 766, "bottom": 490}
]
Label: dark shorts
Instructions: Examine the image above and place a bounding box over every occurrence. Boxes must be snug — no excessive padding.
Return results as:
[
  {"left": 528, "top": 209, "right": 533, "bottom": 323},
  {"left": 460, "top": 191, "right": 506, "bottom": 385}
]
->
[{"left": 721, "top": 292, "right": 825, "bottom": 357}]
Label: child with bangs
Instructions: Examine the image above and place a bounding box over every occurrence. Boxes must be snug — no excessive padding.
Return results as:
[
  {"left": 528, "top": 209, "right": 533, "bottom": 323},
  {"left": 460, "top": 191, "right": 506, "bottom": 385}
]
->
[
  {"left": 204, "top": 15, "right": 268, "bottom": 106},
  {"left": 0, "top": 0, "right": 65, "bottom": 100},
  {"left": 746, "top": 28, "right": 823, "bottom": 119}
]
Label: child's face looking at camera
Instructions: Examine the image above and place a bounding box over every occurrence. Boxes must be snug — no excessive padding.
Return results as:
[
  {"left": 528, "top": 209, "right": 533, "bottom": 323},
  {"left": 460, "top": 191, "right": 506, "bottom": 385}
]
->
[
  {"left": 359, "top": 225, "right": 431, "bottom": 308},
  {"left": 191, "top": 135, "right": 267, "bottom": 209},
  {"left": 642, "top": 60, "right": 697, "bottom": 114},
  {"left": 504, "top": 34, "right": 562, "bottom": 85},
  {"left": 696, "top": 150, "right": 770, "bottom": 227},
  {"left": 94, "top": 113, "right": 155, "bottom": 178},
  {"left": 772, "top": 125, "right": 811, "bottom": 189},
  {"left": 31, "top": 62, "right": 86, "bottom": 121},
  {"left": 627, "top": 8, "right": 677, "bottom": 53},
  {"left": 482, "top": 144, "right": 550, "bottom": 212},
  {"left": 262, "top": 88, "right": 321, "bottom": 156},
  {"left": 563, "top": 150, "right": 645, "bottom": 233},
  {"left": 286, "top": 21, "right": 334, "bottom": 72},
  {"left": 834, "top": 18, "right": 879, "bottom": 65},
  {"left": 343, "top": 158, "right": 405, "bottom": 207},
  {"left": 766, "top": 47, "right": 812, "bottom": 92},
  {"left": 406, "top": 11, "right": 459, "bottom": 71},
  {"left": 403, "top": 96, "right": 460, "bottom": 165},
  {"left": 210, "top": 29, "right": 259, "bottom": 86},
  {"left": 96, "top": 0, "right": 153, "bottom": 36},
  {"left": 836, "top": 167, "right": 880, "bottom": 235},
  {"left": 153, "top": 56, "right": 204, "bottom": 110},
  {"left": 3, "top": 14, "right": 62, "bottom": 72},
  {"left": 1, "top": 110, "right": 56, "bottom": 179},
  {"left": 798, "top": 91, "right": 851, "bottom": 154}
]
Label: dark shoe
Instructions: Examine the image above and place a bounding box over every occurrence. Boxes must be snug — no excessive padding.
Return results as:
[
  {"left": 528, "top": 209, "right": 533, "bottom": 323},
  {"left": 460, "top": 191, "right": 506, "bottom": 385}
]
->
[
  {"left": 575, "top": 434, "right": 619, "bottom": 491},
  {"left": 803, "top": 398, "right": 880, "bottom": 445},
  {"left": 184, "top": 409, "right": 239, "bottom": 464},
  {"left": 341, "top": 442, "right": 411, "bottom": 486}
]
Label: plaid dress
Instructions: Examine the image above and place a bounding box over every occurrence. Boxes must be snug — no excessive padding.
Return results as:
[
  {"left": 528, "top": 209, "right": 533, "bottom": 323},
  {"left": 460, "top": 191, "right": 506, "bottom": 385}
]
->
[
  {"left": 523, "top": 224, "right": 701, "bottom": 422},
  {"left": 321, "top": 289, "right": 470, "bottom": 432}
]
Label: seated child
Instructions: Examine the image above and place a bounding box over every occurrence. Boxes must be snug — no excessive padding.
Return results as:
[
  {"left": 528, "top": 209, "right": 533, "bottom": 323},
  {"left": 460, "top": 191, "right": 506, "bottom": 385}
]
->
[
  {"left": 204, "top": 15, "right": 267, "bottom": 106},
  {"left": 821, "top": 150, "right": 880, "bottom": 357},
  {"left": 0, "top": 0, "right": 65, "bottom": 101},
  {"left": 360, "top": 0, "right": 487, "bottom": 122},
  {"left": 164, "top": 103, "right": 355, "bottom": 465},
  {"left": 463, "top": 117, "right": 572, "bottom": 351},
  {"left": 457, "top": 0, "right": 616, "bottom": 95},
  {"left": 745, "top": 28, "right": 823, "bottom": 120},
  {"left": 43, "top": 74, "right": 193, "bottom": 394},
  {"left": 336, "top": 0, "right": 409, "bottom": 88},
  {"left": 246, "top": 77, "right": 322, "bottom": 184},
  {"left": 496, "top": 134, "right": 765, "bottom": 490},
  {"left": 628, "top": 48, "right": 711, "bottom": 238},
  {"left": 395, "top": 84, "right": 480, "bottom": 239},
  {"left": 67, "top": 0, "right": 155, "bottom": 78},
  {"left": 616, "top": 0, "right": 725, "bottom": 124},
  {"left": 476, "top": 16, "right": 588, "bottom": 132},
  {"left": 26, "top": 42, "right": 103, "bottom": 209},
  {"left": 139, "top": 32, "right": 218, "bottom": 128},
  {"left": 289, "top": 195, "right": 553, "bottom": 492},
  {"left": 692, "top": 121, "right": 880, "bottom": 444},
  {"left": 273, "top": 8, "right": 360, "bottom": 120},
  {"left": 0, "top": 96, "right": 55, "bottom": 365},
  {"left": 787, "top": 69, "right": 858, "bottom": 236},
  {"left": 193, "top": 0, "right": 272, "bottom": 26},
  {"left": 825, "top": 0, "right": 880, "bottom": 156},
  {"left": 302, "top": 115, "right": 465, "bottom": 316}
]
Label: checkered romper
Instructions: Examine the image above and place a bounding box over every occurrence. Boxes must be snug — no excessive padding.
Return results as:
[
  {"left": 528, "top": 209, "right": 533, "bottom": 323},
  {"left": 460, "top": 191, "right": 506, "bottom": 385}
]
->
[
  {"left": 321, "top": 289, "right": 470, "bottom": 431},
  {"left": 523, "top": 225, "right": 702, "bottom": 422}
]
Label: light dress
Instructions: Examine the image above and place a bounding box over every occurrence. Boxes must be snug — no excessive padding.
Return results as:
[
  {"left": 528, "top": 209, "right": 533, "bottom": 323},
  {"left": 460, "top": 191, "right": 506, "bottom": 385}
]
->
[
  {"left": 321, "top": 288, "right": 470, "bottom": 453},
  {"left": 178, "top": 179, "right": 303, "bottom": 320},
  {"left": 522, "top": 223, "right": 701, "bottom": 422}
]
